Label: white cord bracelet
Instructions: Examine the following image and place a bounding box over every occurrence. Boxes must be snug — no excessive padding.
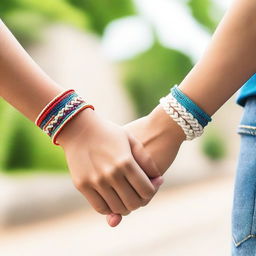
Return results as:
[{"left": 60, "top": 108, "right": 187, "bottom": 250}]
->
[
  {"left": 166, "top": 94, "right": 204, "bottom": 137},
  {"left": 160, "top": 94, "right": 205, "bottom": 140},
  {"left": 160, "top": 96, "right": 195, "bottom": 140}
]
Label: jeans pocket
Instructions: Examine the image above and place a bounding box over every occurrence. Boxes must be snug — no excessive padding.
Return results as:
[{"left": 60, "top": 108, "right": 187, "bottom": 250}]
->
[{"left": 232, "top": 132, "right": 256, "bottom": 248}]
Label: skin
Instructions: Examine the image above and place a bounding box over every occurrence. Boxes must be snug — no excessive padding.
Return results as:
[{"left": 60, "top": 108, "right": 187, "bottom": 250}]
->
[
  {"left": 1, "top": 0, "right": 256, "bottom": 227},
  {"left": 107, "top": 0, "right": 256, "bottom": 226},
  {"left": 0, "top": 19, "right": 163, "bottom": 224}
]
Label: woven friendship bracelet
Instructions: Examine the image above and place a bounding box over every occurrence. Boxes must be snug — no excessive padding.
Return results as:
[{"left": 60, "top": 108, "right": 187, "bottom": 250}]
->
[
  {"left": 166, "top": 94, "right": 204, "bottom": 138},
  {"left": 160, "top": 96, "right": 195, "bottom": 140},
  {"left": 171, "top": 85, "right": 212, "bottom": 127},
  {"left": 35, "top": 89, "right": 74, "bottom": 126},
  {"left": 35, "top": 89, "right": 94, "bottom": 145},
  {"left": 160, "top": 85, "right": 211, "bottom": 140}
]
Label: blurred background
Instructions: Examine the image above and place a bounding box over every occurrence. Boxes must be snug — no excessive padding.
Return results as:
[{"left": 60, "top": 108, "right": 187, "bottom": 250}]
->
[{"left": 0, "top": 0, "right": 243, "bottom": 255}]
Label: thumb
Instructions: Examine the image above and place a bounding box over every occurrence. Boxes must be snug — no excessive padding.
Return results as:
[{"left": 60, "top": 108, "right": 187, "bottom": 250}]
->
[
  {"left": 150, "top": 176, "right": 164, "bottom": 190},
  {"left": 106, "top": 213, "right": 122, "bottom": 227},
  {"left": 127, "top": 132, "right": 161, "bottom": 178}
]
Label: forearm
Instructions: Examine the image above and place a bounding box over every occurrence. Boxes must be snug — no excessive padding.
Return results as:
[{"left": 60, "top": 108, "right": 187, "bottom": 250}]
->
[
  {"left": 0, "top": 20, "right": 62, "bottom": 121},
  {"left": 130, "top": 0, "right": 256, "bottom": 173},
  {"left": 179, "top": 0, "right": 256, "bottom": 116}
]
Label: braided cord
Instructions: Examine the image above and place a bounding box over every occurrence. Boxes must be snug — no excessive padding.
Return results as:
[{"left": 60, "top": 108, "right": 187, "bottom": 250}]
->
[
  {"left": 35, "top": 89, "right": 94, "bottom": 146},
  {"left": 166, "top": 94, "right": 204, "bottom": 137},
  {"left": 52, "top": 103, "right": 94, "bottom": 145},
  {"left": 44, "top": 96, "right": 84, "bottom": 136},
  {"left": 40, "top": 92, "right": 78, "bottom": 129},
  {"left": 160, "top": 97, "right": 195, "bottom": 140},
  {"left": 35, "top": 89, "right": 74, "bottom": 126},
  {"left": 171, "top": 85, "right": 212, "bottom": 127}
]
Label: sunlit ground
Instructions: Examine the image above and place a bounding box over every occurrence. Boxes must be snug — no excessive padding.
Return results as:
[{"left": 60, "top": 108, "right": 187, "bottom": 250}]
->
[{"left": 0, "top": 172, "right": 234, "bottom": 256}]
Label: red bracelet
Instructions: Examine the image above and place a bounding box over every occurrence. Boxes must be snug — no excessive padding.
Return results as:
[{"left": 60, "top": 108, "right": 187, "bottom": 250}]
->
[{"left": 35, "top": 89, "right": 74, "bottom": 126}]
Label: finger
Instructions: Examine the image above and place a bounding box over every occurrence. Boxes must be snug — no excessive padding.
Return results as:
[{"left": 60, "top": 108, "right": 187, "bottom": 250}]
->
[
  {"left": 106, "top": 213, "right": 122, "bottom": 227},
  {"left": 78, "top": 186, "right": 112, "bottom": 215},
  {"left": 150, "top": 176, "right": 164, "bottom": 189},
  {"left": 127, "top": 132, "right": 161, "bottom": 178},
  {"left": 107, "top": 177, "right": 164, "bottom": 226},
  {"left": 95, "top": 185, "right": 130, "bottom": 215},
  {"left": 140, "top": 176, "right": 165, "bottom": 207},
  {"left": 110, "top": 176, "right": 142, "bottom": 212},
  {"left": 125, "top": 159, "right": 156, "bottom": 200}
]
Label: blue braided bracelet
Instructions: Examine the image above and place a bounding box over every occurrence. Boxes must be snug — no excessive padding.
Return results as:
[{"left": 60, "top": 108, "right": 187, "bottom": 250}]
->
[{"left": 170, "top": 85, "right": 212, "bottom": 127}]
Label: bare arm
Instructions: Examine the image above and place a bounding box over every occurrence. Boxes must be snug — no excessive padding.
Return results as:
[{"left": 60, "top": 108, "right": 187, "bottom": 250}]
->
[
  {"left": 125, "top": 0, "right": 256, "bottom": 173},
  {"left": 179, "top": 0, "right": 256, "bottom": 116},
  {"left": 0, "top": 20, "right": 162, "bottom": 226},
  {"left": 0, "top": 19, "right": 62, "bottom": 121}
]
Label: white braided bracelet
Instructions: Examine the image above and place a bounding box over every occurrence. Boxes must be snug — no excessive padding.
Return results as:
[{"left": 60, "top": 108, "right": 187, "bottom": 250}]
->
[
  {"left": 160, "top": 96, "right": 195, "bottom": 140},
  {"left": 160, "top": 94, "right": 204, "bottom": 140},
  {"left": 166, "top": 94, "right": 204, "bottom": 137}
]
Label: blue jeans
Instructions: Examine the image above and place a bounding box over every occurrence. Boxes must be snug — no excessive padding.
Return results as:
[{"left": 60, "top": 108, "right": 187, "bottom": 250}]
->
[{"left": 232, "top": 96, "right": 256, "bottom": 255}]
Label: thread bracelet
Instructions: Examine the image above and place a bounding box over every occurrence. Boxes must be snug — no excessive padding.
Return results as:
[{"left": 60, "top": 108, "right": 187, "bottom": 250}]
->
[
  {"left": 171, "top": 85, "right": 211, "bottom": 127},
  {"left": 35, "top": 89, "right": 94, "bottom": 145},
  {"left": 160, "top": 85, "right": 212, "bottom": 140}
]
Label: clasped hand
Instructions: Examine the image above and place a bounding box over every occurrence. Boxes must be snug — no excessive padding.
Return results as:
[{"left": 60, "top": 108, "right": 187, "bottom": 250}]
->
[{"left": 57, "top": 105, "right": 185, "bottom": 227}]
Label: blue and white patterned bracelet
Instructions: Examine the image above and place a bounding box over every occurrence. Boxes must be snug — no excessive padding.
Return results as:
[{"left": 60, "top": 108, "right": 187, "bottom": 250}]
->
[
  {"left": 35, "top": 89, "right": 94, "bottom": 145},
  {"left": 160, "top": 85, "right": 212, "bottom": 140}
]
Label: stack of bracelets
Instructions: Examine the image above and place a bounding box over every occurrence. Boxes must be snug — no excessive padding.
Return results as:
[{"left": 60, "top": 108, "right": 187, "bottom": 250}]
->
[
  {"left": 35, "top": 89, "right": 94, "bottom": 145},
  {"left": 160, "top": 85, "right": 212, "bottom": 140}
]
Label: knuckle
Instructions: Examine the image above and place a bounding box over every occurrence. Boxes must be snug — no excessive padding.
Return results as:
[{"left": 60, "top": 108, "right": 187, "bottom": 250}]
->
[
  {"left": 94, "top": 176, "right": 106, "bottom": 187},
  {"left": 116, "top": 157, "right": 132, "bottom": 170},
  {"left": 89, "top": 175, "right": 106, "bottom": 187},
  {"left": 104, "top": 166, "right": 120, "bottom": 180},
  {"left": 73, "top": 178, "right": 89, "bottom": 191}
]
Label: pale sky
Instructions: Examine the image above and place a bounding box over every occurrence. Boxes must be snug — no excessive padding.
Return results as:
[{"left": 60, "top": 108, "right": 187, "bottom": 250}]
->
[{"left": 101, "top": 0, "right": 233, "bottom": 62}]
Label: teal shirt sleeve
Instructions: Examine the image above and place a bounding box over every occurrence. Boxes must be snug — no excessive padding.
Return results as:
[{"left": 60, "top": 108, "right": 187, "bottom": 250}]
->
[{"left": 236, "top": 74, "right": 256, "bottom": 107}]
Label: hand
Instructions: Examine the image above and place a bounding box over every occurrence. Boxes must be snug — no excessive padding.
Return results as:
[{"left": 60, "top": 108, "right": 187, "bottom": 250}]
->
[
  {"left": 57, "top": 109, "right": 162, "bottom": 218},
  {"left": 124, "top": 105, "right": 186, "bottom": 173},
  {"left": 107, "top": 105, "right": 186, "bottom": 226}
]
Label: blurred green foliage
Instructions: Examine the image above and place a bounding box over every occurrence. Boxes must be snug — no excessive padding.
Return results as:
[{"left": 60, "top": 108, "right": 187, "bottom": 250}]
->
[
  {"left": 0, "top": 0, "right": 135, "bottom": 45},
  {"left": 0, "top": 0, "right": 89, "bottom": 45},
  {"left": 200, "top": 127, "right": 227, "bottom": 161},
  {"left": 123, "top": 43, "right": 193, "bottom": 116},
  {"left": 187, "top": 0, "right": 222, "bottom": 32},
  {"left": 66, "top": 0, "right": 135, "bottom": 34},
  {"left": 0, "top": 0, "right": 226, "bottom": 173},
  {"left": 0, "top": 101, "right": 67, "bottom": 172}
]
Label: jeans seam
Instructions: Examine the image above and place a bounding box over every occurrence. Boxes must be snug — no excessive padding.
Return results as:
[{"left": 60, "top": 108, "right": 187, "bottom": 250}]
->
[
  {"left": 238, "top": 125, "right": 256, "bottom": 130},
  {"left": 237, "top": 129, "right": 256, "bottom": 136},
  {"left": 233, "top": 234, "right": 256, "bottom": 247},
  {"left": 251, "top": 188, "right": 256, "bottom": 235},
  {"left": 232, "top": 187, "right": 256, "bottom": 247}
]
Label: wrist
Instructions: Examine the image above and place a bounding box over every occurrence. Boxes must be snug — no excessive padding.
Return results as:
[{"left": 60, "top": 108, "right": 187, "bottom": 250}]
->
[
  {"left": 57, "top": 108, "right": 97, "bottom": 148},
  {"left": 148, "top": 105, "right": 186, "bottom": 144}
]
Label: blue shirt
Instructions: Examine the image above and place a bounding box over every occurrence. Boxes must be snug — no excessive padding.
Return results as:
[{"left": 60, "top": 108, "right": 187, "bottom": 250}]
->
[{"left": 236, "top": 74, "right": 256, "bottom": 107}]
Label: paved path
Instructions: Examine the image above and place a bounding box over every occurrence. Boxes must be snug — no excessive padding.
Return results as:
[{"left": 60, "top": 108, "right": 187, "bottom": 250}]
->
[{"left": 0, "top": 173, "right": 234, "bottom": 256}]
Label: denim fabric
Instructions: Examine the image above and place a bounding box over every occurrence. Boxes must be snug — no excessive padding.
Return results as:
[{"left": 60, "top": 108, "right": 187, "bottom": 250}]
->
[{"left": 232, "top": 96, "right": 256, "bottom": 255}]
